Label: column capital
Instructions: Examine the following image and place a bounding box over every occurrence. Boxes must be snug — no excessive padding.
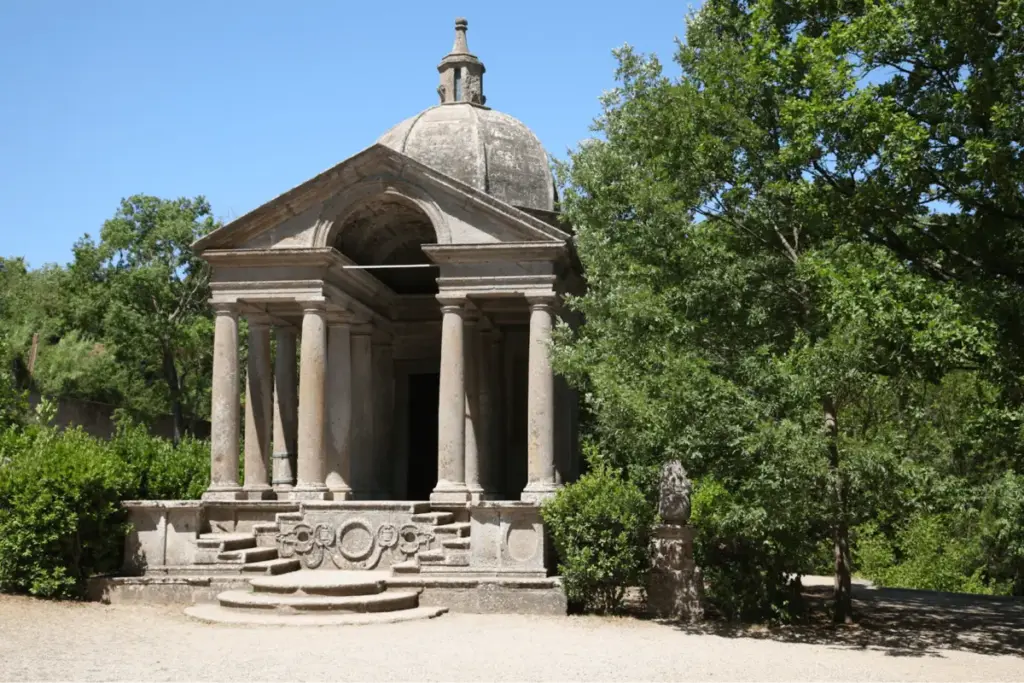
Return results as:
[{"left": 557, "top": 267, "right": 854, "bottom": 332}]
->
[
  {"left": 526, "top": 294, "right": 558, "bottom": 312},
  {"left": 245, "top": 314, "right": 273, "bottom": 329},
  {"left": 301, "top": 301, "right": 327, "bottom": 315},
  {"left": 437, "top": 294, "right": 467, "bottom": 315},
  {"left": 211, "top": 302, "right": 238, "bottom": 317}
]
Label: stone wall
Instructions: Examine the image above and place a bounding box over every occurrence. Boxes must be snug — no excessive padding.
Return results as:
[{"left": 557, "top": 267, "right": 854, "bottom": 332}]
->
[{"left": 28, "top": 392, "right": 210, "bottom": 440}]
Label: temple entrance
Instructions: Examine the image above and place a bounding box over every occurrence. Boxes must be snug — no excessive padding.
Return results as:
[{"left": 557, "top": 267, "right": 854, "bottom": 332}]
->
[{"left": 406, "top": 371, "right": 439, "bottom": 500}]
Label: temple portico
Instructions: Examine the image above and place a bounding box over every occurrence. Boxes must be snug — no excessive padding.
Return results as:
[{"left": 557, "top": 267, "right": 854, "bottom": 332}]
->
[
  {"left": 194, "top": 18, "right": 581, "bottom": 508},
  {"left": 114, "top": 18, "right": 582, "bottom": 618},
  {"left": 200, "top": 281, "right": 572, "bottom": 505}
]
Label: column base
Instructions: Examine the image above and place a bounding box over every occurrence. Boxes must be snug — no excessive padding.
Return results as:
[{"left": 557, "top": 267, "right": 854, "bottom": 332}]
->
[
  {"left": 282, "top": 486, "right": 329, "bottom": 501},
  {"left": 202, "top": 487, "right": 245, "bottom": 502},
  {"left": 243, "top": 486, "right": 276, "bottom": 501},
  {"left": 468, "top": 489, "right": 498, "bottom": 503},
  {"left": 521, "top": 484, "right": 559, "bottom": 504},
  {"left": 328, "top": 488, "right": 353, "bottom": 501},
  {"left": 430, "top": 484, "right": 471, "bottom": 504}
]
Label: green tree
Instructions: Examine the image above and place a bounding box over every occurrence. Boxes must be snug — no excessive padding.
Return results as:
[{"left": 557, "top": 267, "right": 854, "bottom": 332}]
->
[
  {"left": 556, "top": 0, "right": 1014, "bottom": 621},
  {"left": 70, "top": 195, "right": 218, "bottom": 442}
]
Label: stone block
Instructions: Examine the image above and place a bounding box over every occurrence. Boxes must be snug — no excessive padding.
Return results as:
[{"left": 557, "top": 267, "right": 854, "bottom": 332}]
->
[
  {"left": 646, "top": 524, "right": 704, "bottom": 622},
  {"left": 469, "top": 502, "right": 547, "bottom": 575},
  {"left": 122, "top": 501, "right": 202, "bottom": 574}
]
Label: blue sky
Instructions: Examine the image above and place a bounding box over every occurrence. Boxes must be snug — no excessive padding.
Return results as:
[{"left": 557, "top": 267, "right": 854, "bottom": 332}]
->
[{"left": 0, "top": 1, "right": 692, "bottom": 268}]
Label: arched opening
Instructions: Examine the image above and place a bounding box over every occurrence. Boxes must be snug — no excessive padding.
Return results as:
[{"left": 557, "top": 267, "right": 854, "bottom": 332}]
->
[{"left": 332, "top": 196, "right": 439, "bottom": 295}]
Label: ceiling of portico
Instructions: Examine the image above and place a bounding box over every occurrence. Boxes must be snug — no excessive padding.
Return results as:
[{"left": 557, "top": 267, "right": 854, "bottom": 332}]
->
[{"left": 332, "top": 196, "right": 438, "bottom": 295}]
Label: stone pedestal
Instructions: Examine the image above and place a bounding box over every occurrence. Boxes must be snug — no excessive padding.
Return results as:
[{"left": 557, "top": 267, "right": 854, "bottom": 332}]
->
[{"left": 647, "top": 524, "right": 704, "bottom": 622}]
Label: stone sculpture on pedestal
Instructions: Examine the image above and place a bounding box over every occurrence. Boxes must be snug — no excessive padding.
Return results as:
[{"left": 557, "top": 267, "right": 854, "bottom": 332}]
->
[{"left": 647, "top": 460, "right": 704, "bottom": 621}]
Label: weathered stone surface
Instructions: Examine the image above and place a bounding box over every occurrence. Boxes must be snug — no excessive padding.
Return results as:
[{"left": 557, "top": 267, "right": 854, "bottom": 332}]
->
[
  {"left": 377, "top": 21, "right": 554, "bottom": 213},
  {"left": 658, "top": 460, "right": 692, "bottom": 524},
  {"left": 647, "top": 525, "right": 704, "bottom": 622},
  {"left": 647, "top": 465, "right": 703, "bottom": 621}
]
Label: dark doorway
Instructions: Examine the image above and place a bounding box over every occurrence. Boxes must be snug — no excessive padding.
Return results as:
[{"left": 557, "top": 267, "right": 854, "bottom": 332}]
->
[{"left": 406, "top": 372, "right": 439, "bottom": 500}]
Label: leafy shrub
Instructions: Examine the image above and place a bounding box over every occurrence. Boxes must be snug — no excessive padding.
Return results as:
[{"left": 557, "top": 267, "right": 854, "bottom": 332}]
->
[
  {"left": 108, "top": 420, "right": 209, "bottom": 500},
  {"left": 0, "top": 421, "right": 210, "bottom": 599},
  {"left": 854, "top": 514, "right": 999, "bottom": 595},
  {"left": 979, "top": 473, "right": 1024, "bottom": 595},
  {"left": 691, "top": 477, "right": 807, "bottom": 621},
  {"left": 0, "top": 427, "right": 133, "bottom": 598},
  {"left": 541, "top": 461, "right": 655, "bottom": 613}
]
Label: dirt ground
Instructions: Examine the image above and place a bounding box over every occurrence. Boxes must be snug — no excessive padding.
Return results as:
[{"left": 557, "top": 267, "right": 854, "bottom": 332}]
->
[{"left": 0, "top": 584, "right": 1022, "bottom": 681}]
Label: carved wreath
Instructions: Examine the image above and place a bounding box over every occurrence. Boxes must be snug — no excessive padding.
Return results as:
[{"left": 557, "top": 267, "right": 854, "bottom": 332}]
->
[{"left": 277, "top": 520, "right": 435, "bottom": 570}]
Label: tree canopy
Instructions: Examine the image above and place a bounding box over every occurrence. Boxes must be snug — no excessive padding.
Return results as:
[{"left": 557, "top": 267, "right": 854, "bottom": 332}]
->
[
  {"left": 556, "top": 0, "right": 1024, "bottom": 620},
  {"left": 0, "top": 195, "right": 217, "bottom": 440}
]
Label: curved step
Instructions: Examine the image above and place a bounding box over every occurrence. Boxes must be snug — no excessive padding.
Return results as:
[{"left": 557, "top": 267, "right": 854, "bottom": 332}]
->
[
  {"left": 218, "top": 589, "right": 420, "bottom": 613},
  {"left": 185, "top": 603, "right": 448, "bottom": 626},
  {"left": 250, "top": 570, "right": 389, "bottom": 596}
]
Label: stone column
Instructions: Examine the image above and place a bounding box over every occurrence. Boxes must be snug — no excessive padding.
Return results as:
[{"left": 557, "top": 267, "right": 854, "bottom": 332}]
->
[
  {"left": 432, "top": 296, "right": 469, "bottom": 503},
  {"left": 204, "top": 304, "right": 243, "bottom": 500},
  {"left": 477, "top": 329, "right": 497, "bottom": 497},
  {"left": 522, "top": 296, "right": 558, "bottom": 502},
  {"left": 293, "top": 304, "right": 328, "bottom": 499},
  {"left": 371, "top": 341, "right": 395, "bottom": 498},
  {"left": 271, "top": 326, "right": 298, "bottom": 491},
  {"left": 325, "top": 321, "right": 353, "bottom": 499},
  {"left": 350, "top": 329, "right": 374, "bottom": 498},
  {"left": 243, "top": 319, "right": 274, "bottom": 499},
  {"left": 464, "top": 315, "right": 483, "bottom": 500}
]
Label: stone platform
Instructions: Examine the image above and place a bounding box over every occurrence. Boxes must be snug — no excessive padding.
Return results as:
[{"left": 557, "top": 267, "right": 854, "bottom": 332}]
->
[{"left": 98, "top": 498, "right": 565, "bottom": 616}]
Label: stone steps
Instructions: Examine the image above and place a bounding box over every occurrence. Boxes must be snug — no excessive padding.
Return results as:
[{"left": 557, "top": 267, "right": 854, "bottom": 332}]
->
[
  {"left": 197, "top": 533, "right": 256, "bottom": 551},
  {"left": 434, "top": 522, "right": 471, "bottom": 537},
  {"left": 391, "top": 559, "right": 421, "bottom": 574},
  {"left": 184, "top": 570, "right": 447, "bottom": 625},
  {"left": 241, "top": 558, "right": 301, "bottom": 575},
  {"left": 218, "top": 589, "right": 420, "bottom": 612},
  {"left": 217, "top": 546, "right": 279, "bottom": 564},
  {"left": 184, "top": 604, "right": 447, "bottom": 626},
  {"left": 411, "top": 511, "right": 455, "bottom": 525},
  {"left": 250, "top": 571, "right": 388, "bottom": 596}
]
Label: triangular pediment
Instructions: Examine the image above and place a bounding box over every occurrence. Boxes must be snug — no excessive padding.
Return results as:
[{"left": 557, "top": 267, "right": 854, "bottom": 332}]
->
[{"left": 193, "top": 144, "right": 569, "bottom": 254}]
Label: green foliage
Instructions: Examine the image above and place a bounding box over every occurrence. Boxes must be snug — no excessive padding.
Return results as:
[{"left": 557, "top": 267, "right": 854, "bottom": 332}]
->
[
  {"left": 0, "top": 427, "right": 133, "bottom": 598},
  {"left": 555, "top": 0, "right": 1024, "bottom": 620},
  {"left": 979, "top": 473, "right": 1024, "bottom": 594},
  {"left": 541, "top": 457, "right": 655, "bottom": 613},
  {"left": 0, "top": 196, "right": 218, "bottom": 439},
  {"left": 691, "top": 478, "right": 809, "bottom": 621},
  {"left": 108, "top": 420, "right": 210, "bottom": 501},
  {"left": 855, "top": 516, "right": 998, "bottom": 596},
  {"left": 0, "top": 335, "right": 28, "bottom": 429},
  {"left": 0, "top": 423, "right": 209, "bottom": 599}
]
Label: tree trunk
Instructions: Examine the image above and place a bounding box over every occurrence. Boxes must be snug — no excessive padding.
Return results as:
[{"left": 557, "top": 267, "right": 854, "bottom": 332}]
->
[
  {"left": 824, "top": 395, "right": 853, "bottom": 624},
  {"left": 162, "top": 345, "right": 184, "bottom": 446}
]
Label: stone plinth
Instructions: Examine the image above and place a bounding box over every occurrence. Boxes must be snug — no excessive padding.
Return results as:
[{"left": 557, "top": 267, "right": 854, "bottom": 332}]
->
[
  {"left": 469, "top": 502, "right": 548, "bottom": 576},
  {"left": 646, "top": 524, "right": 704, "bottom": 622}
]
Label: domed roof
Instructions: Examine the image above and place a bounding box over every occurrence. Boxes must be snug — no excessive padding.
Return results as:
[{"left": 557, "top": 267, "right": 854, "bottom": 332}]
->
[{"left": 377, "top": 19, "right": 556, "bottom": 213}]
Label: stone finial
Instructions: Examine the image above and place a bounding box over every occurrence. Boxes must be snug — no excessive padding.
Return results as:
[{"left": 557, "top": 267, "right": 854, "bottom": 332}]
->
[
  {"left": 437, "top": 17, "right": 486, "bottom": 106},
  {"left": 452, "top": 17, "right": 470, "bottom": 54},
  {"left": 657, "top": 460, "right": 692, "bottom": 525}
]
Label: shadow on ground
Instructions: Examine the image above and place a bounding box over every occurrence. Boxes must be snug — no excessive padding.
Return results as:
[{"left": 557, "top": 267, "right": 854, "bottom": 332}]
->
[{"left": 666, "top": 585, "right": 1024, "bottom": 658}]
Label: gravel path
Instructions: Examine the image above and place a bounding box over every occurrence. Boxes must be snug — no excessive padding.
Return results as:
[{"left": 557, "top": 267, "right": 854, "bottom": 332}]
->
[{"left": 1, "top": 593, "right": 1022, "bottom": 681}]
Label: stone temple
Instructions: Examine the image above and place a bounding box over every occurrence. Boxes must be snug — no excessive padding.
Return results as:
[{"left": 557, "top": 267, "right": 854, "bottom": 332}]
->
[{"left": 99, "top": 18, "right": 582, "bottom": 620}]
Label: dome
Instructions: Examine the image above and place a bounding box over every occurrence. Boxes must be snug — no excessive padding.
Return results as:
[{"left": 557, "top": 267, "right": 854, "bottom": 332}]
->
[
  {"left": 378, "top": 104, "right": 555, "bottom": 212},
  {"left": 376, "top": 18, "right": 556, "bottom": 213}
]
